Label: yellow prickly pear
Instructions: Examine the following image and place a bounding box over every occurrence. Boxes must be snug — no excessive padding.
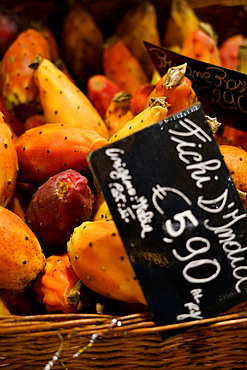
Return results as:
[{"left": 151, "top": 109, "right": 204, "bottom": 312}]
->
[
  {"left": 67, "top": 220, "right": 147, "bottom": 305},
  {"left": 30, "top": 57, "right": 109, "bottom": 139},
  {"left": 0, "top": 295, "right": 11, "bottom": 315},
  {"left": 163, "top": 0, "right": 199, "bottom": 48},
  {"left": 92, "top": 192, "right": 112, "bottom": 221},
  {"left": 109, "top": 97, "right": 168, "bottom": 143}
]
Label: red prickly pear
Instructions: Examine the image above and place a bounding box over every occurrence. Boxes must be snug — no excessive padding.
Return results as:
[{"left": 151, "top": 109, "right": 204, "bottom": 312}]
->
[
  {"left": 86, "top": 74, "right": 121, "bottom": 119},
  {"left": 0, "top": 9, "right": 21, "bottom": 56},
  {"left": 26, "top": 169, "right": 94, "bottom": 256}
]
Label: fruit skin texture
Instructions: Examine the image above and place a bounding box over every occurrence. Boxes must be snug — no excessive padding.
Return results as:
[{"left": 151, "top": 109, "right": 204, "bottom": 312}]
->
[
  {"left": 92, "top": 192, "right": 112, "bottom": 221},
  {"left": 67, "top": 220, "right": 147, "bottom": 305},
  {"left": 61, "top": 2, "right": 104, "bottom": 90},
  {"left": 216, "top": 125, "right": 247, "bottom": 152},
  {"left": 33, "top": 253, "right": 93, "bottom": 313},
  {"left": 104, "top": 91, "right": 134, "bottom": 137},
  {"left": 163, "top": 0, "right": 199, "bottom": 48},
  {"left": 219, "top": 34, "right": 244, "bottom": 70},
  {"left": 0, "top": 206, "right": 46, "bottom": 291},
  {"left": 0, "top": 92, "right": 24, "bottom": 136},
  {"left": 23, "top": 113, "right": 46, "bottom": 131},
  {"left": 32, "top": 57, "right": 109, "bottom": 139},
  {"left": 130, "top": 82, "right": 155, "bottom": 116},
  {"left": 0, "top": 112, "right": 19, "bottom": 207},
  {"left": 114, "top": 1, "right": 161, "bottom": 79},
  {"left": 180, "top": 26, "right": 222, "bottom": 66},
  {"left": 103, "top": 37, "right": 149, "bottom": 96},
  {"left": 15, "top": 123, "right": 108, "bottom": 184},
  {"left": 109, "top": 98, "right": 168, "bottom": 143},
  {"left": 87, "top": 74, "right": 121, "bottom": 119},
  {"left": 148, "top": 66, "right": 197, "bottom": 117},
  {"left": 219, "top": 145, "right": 247, "bottom": 209},
  {"left": 0, "top": 28, "right": 52, "bottom": 119},
  {"left": 26, "top": 169, "right": 94, "bottom": 255}
]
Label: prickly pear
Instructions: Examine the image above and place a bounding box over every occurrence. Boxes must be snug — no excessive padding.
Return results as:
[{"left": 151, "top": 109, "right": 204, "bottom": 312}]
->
[
  {"left": 67, "top": 220, "right": 147, "bottom": 305},
  {"left": 31, "top": 57, "right": 109, "bottom": 139},
  {"left": 33, "top": 253, "right": 95, "bottom": 313},
  {"left": 26, "top": 169, "right": 94, "bottom": 255},
  {"left": 103, "top": 37, "right": 149, "bottom": 96},
  {"left": 0, "top": 28, "right": 52, "bottom": 120},
  {"left": 0, "top": 112, "right": 18, "bottom": 207},
  {"left": 61, "top": 2, "right": 104, "bottom": 90},
  {"left": 15, "top": 123, "right": 108, "bottom": 185},
  {"left": 0, "top": 206, "right": 46, "bottom": 291},
  {"left": 114, "top": 1, "right": 161, "bottom": 78}
]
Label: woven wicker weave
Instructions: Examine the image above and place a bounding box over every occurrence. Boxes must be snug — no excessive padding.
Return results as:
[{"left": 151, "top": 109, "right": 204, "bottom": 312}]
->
[
  {"left": 1, "top": 1, "right": 247, "bottom": 369},
  {"left": 1, "top": 310, "right": 247, "bottom": 369}
]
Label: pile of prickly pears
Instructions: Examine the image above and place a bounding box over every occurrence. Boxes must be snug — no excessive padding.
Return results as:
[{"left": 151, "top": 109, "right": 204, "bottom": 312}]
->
[{"left": 0, "top": 0, "right": 246, "bottom": 316}]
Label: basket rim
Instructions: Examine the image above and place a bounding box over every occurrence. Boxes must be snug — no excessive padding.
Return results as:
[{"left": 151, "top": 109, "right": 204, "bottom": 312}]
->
[{"left": 1, "top": 310, "right": 247, "bottom": 338}]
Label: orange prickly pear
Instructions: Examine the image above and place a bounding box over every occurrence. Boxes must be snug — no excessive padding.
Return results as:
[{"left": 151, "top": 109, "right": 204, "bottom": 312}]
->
[
  {"left": 27, "top": 20, "right": 60, "bottom": 62},
  {"left": 61, "top": 2, "right": 104, "bottom": 90},
  {"left": 0, "top": 92, "right": 24, "bottom": 137},
  {"left": 180, "top": 23, "right": 222, "bottom": 66},
  {"left": 23, "top": 113, "right": 46, "bottom": 131},
  {"left": 38, "top": 25, "right": 60, "bottom": 62},
  {"left": 216, "top": 124, "right": 247, "bottom": 152},
  {"left": 0, "top": 112, "right": 18, "bottom": 207},
  {"left": 0, "top": 206, "right": 46, "bottom": 291},
  {"left": 31, "top": 57, "right": 109, "bottom": 139},
  {"left": 104, "top": 91, "right": 134, "bottom": 137},
  {"left": 103, "top": 37, "right": 149, "bottom": 96},
  {"left": 148, "top": 63, "right": 197, "bottom": 116},
  {"left": 33, "top": 253, "right": 95, "bottom": 313},
  {"left": 0, "top": 28, "right": 52, "bottom": 120},
  {"left": 114, "top": 1, "right": 161, "bottom": 79},
  {"left": 219, "top": 145, "right": 247, "bottom": 209},
  {"left": 15, "top": 123, "right": 108, "bottom": 185},
  {"left": 67, "top": 220, "right": 147, "bottom": 305}
]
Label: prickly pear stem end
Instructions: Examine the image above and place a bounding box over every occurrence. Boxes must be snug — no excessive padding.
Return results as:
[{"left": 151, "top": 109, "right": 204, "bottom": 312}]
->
[{"left": 29, "top": 55, "right": 43, "bottom": 70}]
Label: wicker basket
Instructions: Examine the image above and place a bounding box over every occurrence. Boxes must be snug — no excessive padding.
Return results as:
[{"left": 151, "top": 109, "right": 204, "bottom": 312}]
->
[
  {"left": 1, "top": 0, "right": 247, "bottom": 369},
  {"left": 1, "top": 310, "right": 247, "bottom": 369}
]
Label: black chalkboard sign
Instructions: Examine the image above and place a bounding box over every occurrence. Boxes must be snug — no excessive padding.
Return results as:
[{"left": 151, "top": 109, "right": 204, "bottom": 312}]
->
[
  {"left": 144, "top": 42, "right": 247, "bottom": 132},
  {"left": 88, "top": 103, "right": 247, "bottom": 339}
]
